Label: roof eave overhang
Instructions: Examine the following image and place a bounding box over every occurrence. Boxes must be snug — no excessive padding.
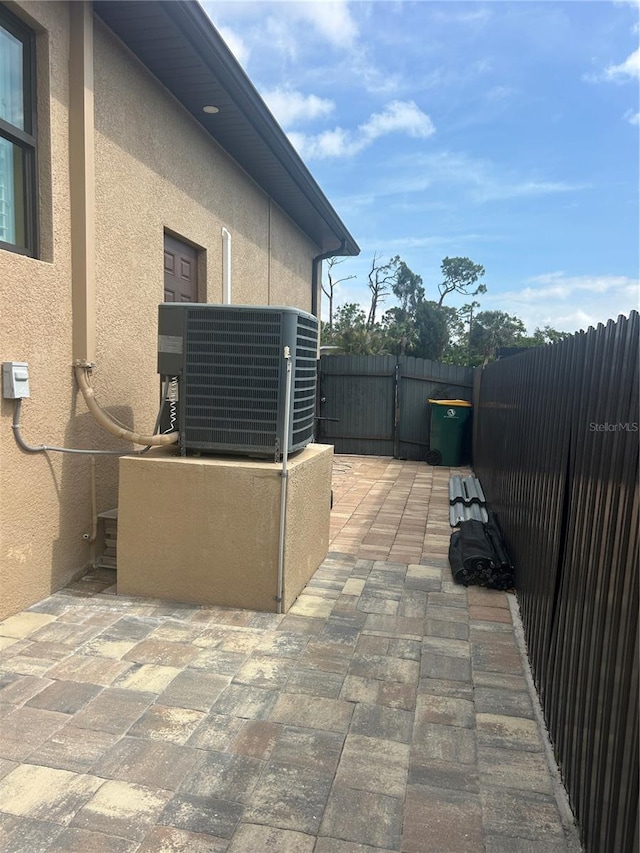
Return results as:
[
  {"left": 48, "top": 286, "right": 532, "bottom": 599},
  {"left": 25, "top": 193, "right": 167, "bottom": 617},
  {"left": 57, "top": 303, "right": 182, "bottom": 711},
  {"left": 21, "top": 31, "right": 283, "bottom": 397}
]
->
[{"left": 93, "top": 0, "right": 360, "bottom": 258}]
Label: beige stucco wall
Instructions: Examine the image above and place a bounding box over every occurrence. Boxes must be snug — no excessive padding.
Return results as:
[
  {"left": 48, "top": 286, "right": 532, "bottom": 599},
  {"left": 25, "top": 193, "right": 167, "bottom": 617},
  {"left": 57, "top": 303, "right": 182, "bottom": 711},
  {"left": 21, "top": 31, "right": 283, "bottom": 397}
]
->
[
  {"left": 0, "top": 1, "right": 324, "bottom": 620},
  {"left": 92, "top": 15, "right": 319, "bottom": 426},
  {"left": 0, "top": 1, "right": 81, "bottom": 621},
  {"left": 281, "top": 443, "right": 333, "bottom": 611},
  {"left": 117, "top": 444, "right": 332, "bottom": 612}
]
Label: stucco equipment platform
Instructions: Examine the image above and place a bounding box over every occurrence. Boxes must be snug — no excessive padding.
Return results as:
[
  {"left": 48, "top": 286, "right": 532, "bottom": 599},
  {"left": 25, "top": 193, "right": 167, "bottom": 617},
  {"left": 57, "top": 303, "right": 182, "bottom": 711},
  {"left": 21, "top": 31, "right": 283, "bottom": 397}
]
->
[{"left": 117, "top": 444, "right": 333, "bottom": 612}]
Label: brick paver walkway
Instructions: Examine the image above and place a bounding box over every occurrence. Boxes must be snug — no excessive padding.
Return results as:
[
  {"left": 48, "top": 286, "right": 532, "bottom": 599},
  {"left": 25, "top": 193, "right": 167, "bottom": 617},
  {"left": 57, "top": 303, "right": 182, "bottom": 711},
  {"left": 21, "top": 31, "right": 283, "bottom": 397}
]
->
[{"left": 0, "top": 456, "right": 581, "bottom": 852}]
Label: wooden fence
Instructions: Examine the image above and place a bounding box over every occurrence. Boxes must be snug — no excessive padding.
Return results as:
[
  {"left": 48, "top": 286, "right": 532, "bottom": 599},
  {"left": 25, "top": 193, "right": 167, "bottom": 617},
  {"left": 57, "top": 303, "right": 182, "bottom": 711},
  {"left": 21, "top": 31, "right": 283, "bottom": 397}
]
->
[{"left": 317, "top": 354, "right": 473, "bottom": 460}]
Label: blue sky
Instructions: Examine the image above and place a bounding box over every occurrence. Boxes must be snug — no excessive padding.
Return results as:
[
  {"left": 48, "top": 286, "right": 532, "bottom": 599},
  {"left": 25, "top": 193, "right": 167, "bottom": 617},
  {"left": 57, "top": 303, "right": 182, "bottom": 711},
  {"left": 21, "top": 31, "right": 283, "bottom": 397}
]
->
[{"left": 204, "top": 1, "right": 639, "bottom": 333}]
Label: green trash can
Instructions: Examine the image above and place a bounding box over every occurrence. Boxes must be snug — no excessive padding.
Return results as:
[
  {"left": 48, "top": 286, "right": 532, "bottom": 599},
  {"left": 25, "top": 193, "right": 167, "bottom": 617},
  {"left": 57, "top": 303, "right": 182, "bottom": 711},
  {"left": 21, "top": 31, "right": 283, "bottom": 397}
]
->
[{"left": 426, "top": 399, "right": 472, "bottom": 466}]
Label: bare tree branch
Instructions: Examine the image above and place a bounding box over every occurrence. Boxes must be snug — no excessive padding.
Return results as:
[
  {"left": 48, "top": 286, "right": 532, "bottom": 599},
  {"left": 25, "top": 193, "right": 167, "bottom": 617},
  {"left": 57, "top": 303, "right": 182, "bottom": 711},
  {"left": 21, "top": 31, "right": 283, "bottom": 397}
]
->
[
  {"left": 366, "top": 253, "right": 398, "bottom": 329},
  {"left": 322, "top": 257, "right": 356, "bottom": 330}
]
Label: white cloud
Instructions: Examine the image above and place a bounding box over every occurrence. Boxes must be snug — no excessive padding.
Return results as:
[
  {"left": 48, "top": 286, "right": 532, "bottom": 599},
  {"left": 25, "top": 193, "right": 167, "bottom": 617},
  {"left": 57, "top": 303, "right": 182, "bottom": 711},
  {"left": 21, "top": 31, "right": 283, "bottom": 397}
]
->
[
  {"left": 605, "top": 47, "right": 640, "bottom": 80},
  {"left": 262, "top": 88, "right": 335, "bottom": 127},
  {"left": 527, "top": 272, "right": 639, "bottom": 297},
  {"left": 614, "top": 0, "right": 640, "bottom": 33},
  {"left": 477, "top": 179, "right": 585, "bottom": 203},
  {"left": 212, "top": 1, "right": 359, "bottom": 53},
  {"left": 485, "top": 86, "right": 517, "bottom": 103},
  {"left": 296, "top": 1, "right": 359, "bottom": 50},
  {"left": 430, "top": 7, "right": 492, "bottom": 27},
  {"left": 256, "top": 1, "right": 358, "bottom": 59},
  {"left": 584, "top": 43, "right": 640, "bottom": 85},
  {"left": 204, "top": 1, "right": 403, "bottom": 96},
  {"left": 581, "top": 37, "right": 639, "bottom": 125},
  {"left": 255, "top": 15, "right": 296, "bottom": 62},
  {"left": 347, "top": 54, "right": 404, "bottom": 97},
  {"left": 201, "top": 0, "right": 359, "bottom": 65},
  {"left": 379, "top": 151, "right": 588, "bottom": 204},
  {"left": 487, "top": 272, "right": 640, "bottom": 332},
  {"left": 363, "top": 100, "right": 435, "bottom": 141},
  {"left": 367, "top": 234, "right": 489, "bottom": 251},
  {"left": 217, "top": 25, "right": 250, "bottom": 67},
  {"left": 289, "top": 127, "right": 352, "bottom": 158},
  {"left": 288, "top": 100, "right": 435, "bottom": 159}
]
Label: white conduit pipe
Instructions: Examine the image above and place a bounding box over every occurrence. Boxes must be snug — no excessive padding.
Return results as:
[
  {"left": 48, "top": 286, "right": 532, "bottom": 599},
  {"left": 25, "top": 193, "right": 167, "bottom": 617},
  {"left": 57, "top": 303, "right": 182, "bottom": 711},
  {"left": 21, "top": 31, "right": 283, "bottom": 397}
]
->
[
  {"left": 221, "top": 227, "right": 232, "bottom": 304},
  {"left": 89, "top": 456, "right": 98, "bottom": 543},
  {"left": 11, "top": 399, "right": 145, "bottom": 456},
  {"left": 75, "top": 366, "right": 178, "bottom": 447},
  {"left": 276, "top": 347, "right": 293, "bottom": 614}
]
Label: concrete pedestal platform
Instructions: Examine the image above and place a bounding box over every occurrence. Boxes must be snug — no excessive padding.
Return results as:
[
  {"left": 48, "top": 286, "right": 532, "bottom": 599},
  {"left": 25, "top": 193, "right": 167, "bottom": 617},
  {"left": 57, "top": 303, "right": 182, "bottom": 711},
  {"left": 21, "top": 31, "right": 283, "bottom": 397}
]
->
[{"left": 117, "top": 443, "right": 333, "bottom": 612}]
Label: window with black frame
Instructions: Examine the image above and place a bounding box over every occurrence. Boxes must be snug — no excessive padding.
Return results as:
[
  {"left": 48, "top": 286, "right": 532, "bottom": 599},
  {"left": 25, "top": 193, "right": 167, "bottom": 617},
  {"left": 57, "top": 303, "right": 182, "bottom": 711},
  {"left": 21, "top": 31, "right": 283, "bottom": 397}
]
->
[{"left": 0, "top": 6, "right": 37, "bottom": 256}]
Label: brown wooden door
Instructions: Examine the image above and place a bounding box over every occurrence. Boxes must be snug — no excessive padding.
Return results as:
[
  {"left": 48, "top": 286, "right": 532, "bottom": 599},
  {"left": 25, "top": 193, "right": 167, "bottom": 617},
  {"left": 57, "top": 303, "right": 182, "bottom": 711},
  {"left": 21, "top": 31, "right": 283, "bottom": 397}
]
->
[{"left": 164, "top": 234, "right": 198, "bottom": 302}]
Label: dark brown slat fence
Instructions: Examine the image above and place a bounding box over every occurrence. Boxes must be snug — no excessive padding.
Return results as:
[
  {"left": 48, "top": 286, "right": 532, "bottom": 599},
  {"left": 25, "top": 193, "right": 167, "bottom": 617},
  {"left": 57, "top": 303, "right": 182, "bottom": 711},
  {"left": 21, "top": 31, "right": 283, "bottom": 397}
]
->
[
  {"left": 318, "top": 354, "right": 473, "bottom": 460},
  {"left": 474, "top": 312, "right": 639, "bottom": 853}
]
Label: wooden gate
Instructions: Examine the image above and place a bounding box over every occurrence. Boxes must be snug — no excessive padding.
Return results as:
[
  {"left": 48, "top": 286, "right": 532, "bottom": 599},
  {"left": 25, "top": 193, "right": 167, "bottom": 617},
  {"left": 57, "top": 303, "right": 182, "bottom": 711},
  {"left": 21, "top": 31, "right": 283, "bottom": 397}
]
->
[{"left": 317, "top": 354, "right": 474, "bottom": 460}]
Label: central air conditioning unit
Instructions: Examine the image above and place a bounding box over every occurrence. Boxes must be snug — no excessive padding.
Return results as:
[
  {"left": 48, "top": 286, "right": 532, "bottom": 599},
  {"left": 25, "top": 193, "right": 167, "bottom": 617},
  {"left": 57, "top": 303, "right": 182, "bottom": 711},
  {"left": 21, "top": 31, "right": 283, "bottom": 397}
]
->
[{"left": 157, "top": 303, "right": 318, "bottom": 459}]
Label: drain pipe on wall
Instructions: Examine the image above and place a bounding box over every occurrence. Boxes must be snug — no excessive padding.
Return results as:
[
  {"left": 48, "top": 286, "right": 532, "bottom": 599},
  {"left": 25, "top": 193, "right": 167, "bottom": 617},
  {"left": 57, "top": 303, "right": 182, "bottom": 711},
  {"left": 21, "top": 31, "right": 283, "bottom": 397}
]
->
[
  {"left": 276, "top": 347, "right": 293, "bottom": 614},
  {"left": 69, "top": 1, "right": 96, "bottom": 374},
  {"left": 311, "top": 240, "right": 346, "bottom": 318},
  {"left": 69, "top": 4, "right": 177, "bottom": 447},
  {"left": 89, "top": 456, "right": 98, "bottom": 543},
  {"left": 277, "top": 238, "right": 345, "bottom": 609},
  {"left": 222, "top": 227, "right": 232, "bottom": 304}
]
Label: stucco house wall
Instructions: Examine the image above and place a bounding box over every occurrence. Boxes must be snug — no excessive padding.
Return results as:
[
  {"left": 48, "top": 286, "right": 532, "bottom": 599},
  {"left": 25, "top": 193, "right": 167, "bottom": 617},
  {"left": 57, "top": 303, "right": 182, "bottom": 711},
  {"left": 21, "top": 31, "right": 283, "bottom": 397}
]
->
[{"left": 0, "top": 1, "right": 325, "bottom": 619}]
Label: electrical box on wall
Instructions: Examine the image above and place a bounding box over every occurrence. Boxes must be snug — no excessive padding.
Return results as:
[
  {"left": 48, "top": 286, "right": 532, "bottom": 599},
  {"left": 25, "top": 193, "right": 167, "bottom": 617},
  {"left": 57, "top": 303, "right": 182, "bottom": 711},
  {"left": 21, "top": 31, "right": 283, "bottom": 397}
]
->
[{"left": 2, "top": 362, "right": 30, "bottom": 399}]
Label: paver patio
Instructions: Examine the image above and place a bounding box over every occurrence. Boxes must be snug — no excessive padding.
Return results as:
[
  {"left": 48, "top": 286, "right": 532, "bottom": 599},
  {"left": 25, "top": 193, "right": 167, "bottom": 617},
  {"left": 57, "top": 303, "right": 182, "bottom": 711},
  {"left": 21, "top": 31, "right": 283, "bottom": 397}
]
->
[{"left": 0, "top": 455, "right": 581, "bottom": 852}]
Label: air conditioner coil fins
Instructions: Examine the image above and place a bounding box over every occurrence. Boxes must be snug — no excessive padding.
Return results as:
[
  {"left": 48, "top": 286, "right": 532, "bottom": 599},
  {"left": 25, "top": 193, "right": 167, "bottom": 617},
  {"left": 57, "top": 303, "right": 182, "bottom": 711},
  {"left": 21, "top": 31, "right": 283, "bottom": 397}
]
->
[{"left": 157, "top": 304, "right": 318, "bottom": 458}]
